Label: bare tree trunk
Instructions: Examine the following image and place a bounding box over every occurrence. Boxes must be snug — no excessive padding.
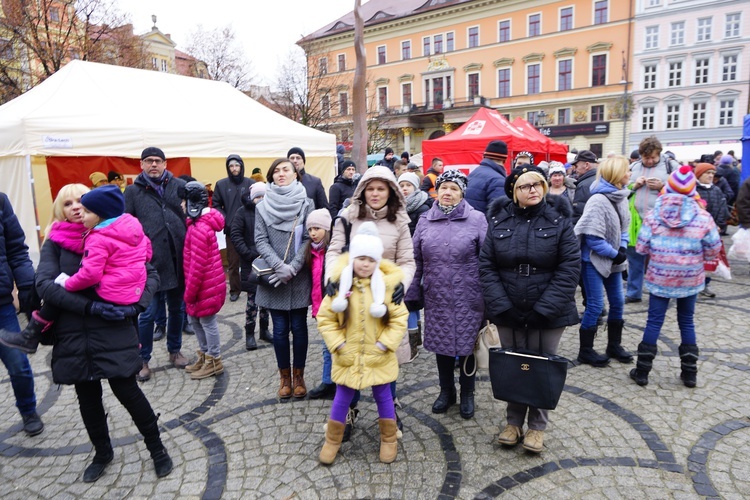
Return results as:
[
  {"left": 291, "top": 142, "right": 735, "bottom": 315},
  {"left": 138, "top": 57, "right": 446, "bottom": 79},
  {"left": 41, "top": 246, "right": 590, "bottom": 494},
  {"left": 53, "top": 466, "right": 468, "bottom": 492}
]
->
[{"left": 351, "top": 0, "right": 368, "bottom": 173}]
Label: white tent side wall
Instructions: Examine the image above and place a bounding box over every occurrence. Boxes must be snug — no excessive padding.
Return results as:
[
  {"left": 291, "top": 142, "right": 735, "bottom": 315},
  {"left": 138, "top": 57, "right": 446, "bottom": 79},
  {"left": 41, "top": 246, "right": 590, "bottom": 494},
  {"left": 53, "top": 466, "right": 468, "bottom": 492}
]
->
[{"left": 0, "top": 156, "right": 40, "bottom": 263}]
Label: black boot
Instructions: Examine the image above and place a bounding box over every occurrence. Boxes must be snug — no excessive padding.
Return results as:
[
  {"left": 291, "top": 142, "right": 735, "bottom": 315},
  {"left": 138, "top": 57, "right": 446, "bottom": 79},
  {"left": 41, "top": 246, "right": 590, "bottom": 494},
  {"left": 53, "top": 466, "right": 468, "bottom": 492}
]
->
[
  {"left": 245, "top": 324, "right": 257, "bottom": 351},
  {"left": 605, "top": 320, "right": 633, "bottom": 363},
  {"left": 416, "top": 320, "right": 423, "bottom": 346},
  {"left": 629, "top": 342, "right": 657, "bottom": 386},
  {"left": 82, "top": 422, "right": 114, "bottom": 483},
  {"left": 308, "top": 382, "right": 336, "bottom": 400},
  {"left": 258, "top": 317, "right": 273, "bottom": 343},
  {"left": 136, "top": 414, "right": 173, "bottom": 478},
  {"left": 432, "top": 389, "right": 456, "bottom": 414},
  {"left": 459, "top": 354, "right": 476, "bottom": 419},
  {"left": 0, "top": 311, "right": 50, "bottom": 354},
  {"left": 433, "top": 354, "right": 456, "bottom": 414},
  {"left": 577, "top": 326, "right": 610, "bottom": 367},
  {"left": 342, "top": 405, "right": 358, "bottom": 443},
  {"left": 407, "top": 328, "right": 419, "bottom": 362},
  {"left": 678, "top": 344, "right": 699, "bottom": 388}
]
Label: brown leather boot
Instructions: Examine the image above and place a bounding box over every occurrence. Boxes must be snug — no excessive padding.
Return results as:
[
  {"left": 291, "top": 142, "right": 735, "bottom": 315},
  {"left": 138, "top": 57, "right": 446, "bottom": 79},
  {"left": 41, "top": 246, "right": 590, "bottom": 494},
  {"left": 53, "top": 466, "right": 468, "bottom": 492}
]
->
[
  {"left": 278, "top": 368, "right": 292, "bottom": 399},
  {"left": 190, "top": 354, "right": 224, "bottom": 380},
  {"left": 185, "top": 350, "right": 205, "bottom": 373},
  {"left": 378, "top": 418, "right": 399, "bottom": 463},
  {"left": 318, "top": 419, "right": 346, "bottom": 465},
  {"left": 292, "top": 367, "right": 307, "bottom": 398}
]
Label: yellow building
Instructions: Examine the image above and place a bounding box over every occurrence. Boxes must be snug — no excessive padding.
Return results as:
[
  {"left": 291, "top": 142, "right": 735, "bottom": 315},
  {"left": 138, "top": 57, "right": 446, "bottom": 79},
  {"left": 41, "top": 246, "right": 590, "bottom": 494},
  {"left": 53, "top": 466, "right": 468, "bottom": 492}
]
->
[
  {"left": 299, "top": 0, "right": 635, "bottom": 158},
  {"left": 140, "top": 16, "right": 208, "bottom": 79}
]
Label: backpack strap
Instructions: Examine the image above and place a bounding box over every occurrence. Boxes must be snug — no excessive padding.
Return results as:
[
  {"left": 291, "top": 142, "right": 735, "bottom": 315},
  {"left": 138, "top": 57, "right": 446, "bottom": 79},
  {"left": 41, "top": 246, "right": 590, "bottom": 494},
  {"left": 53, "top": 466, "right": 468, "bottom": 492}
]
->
[{"left": 331, "top": 215, "right": 352, "bottom": 253}]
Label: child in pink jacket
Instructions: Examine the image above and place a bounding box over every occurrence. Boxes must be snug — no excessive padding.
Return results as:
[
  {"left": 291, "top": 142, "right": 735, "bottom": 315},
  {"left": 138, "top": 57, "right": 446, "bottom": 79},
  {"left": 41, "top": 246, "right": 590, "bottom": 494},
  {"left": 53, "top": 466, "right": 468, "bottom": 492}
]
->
[{"left": 181, "top": 182, "right": 227, "bottom": 380}]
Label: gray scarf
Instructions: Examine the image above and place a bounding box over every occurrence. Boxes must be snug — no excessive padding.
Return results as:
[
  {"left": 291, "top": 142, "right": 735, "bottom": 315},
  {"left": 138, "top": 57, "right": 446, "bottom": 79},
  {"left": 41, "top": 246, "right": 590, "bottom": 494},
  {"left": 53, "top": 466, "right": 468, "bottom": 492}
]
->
[
  {"left": 405, "top": 190, "right": 429, "bottom": 214},
  {"left": 439, "top": 202, "right": 459, "bottom": 214},
  {"left": 261, "top": 180, "right": 308, "bottom": 231}
]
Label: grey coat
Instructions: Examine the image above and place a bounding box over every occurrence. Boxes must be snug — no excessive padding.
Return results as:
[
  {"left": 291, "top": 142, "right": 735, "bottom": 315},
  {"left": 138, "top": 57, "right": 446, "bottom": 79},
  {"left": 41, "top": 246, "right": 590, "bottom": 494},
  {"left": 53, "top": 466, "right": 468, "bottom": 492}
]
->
[
  {"left": 254, "top": 198, "right": 313, "bottom": 310},
  {"left": 124, "top": 172, "right": 187, "bottom": 291},
  {"left": 574, "top": 187, "right": 630, "bottom": 278}
]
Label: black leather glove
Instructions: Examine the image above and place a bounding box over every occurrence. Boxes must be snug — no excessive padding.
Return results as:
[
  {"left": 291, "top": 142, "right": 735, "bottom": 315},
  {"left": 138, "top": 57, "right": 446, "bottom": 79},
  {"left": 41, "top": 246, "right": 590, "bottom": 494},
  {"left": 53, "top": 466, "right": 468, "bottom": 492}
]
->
[
  {"left": 325, "top": 280, "right": 339, "bottom": 297},
  {"left": 16, "top": 286, "right": 35, "bottom": 321},
  {"left": 392, "top": 283, "right": 405, "bottom": 305},
  {"left": 526, "top": 310, "right": 547, "bottom": 328},
  {"left": 613, "top": 247, "right": 627, "bottom": 265},
  {"left": 499, "top": 308, "right": 527, "bottom": 326}
]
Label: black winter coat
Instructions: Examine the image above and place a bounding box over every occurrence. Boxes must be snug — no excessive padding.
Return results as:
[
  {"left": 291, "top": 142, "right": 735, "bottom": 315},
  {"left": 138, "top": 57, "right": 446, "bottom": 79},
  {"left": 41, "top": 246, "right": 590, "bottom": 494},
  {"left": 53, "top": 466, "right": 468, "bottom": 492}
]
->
[
  {"left": 300, "top": 169, "right": 329, "bottom": 210},
  {"left": 407, "top": 197, "right": 433, "bottom": 235},
  {"left": 37, "top": 239, "right": 159, "bottom": 385},
  {"left": 229, "top": 199, "right": 259, "bottom": 292},
  {"left": 571, "top": 168, "right": 597, "bottom": 224},
  {"left": 328, "top": 175, "right": 356, "bottom": 218},
  {"left": 213, "top": 161, "right": 254, "bottom": 232},
  {"left": 0, "top": 193, "right": 34, "bottom": 307},
  {"left": 479, "top": 194, "right": 580, "bottom": 330},
  {"left": 696, "top": 184, "right": 729, "bottom": 231}
]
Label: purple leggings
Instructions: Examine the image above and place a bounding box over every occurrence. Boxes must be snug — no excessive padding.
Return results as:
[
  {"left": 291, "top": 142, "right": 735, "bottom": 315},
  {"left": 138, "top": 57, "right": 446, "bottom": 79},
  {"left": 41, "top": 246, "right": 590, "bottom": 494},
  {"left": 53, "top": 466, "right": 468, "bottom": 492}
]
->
[{"left": 330, "top": 384, "right": 394, "bottom": 423}]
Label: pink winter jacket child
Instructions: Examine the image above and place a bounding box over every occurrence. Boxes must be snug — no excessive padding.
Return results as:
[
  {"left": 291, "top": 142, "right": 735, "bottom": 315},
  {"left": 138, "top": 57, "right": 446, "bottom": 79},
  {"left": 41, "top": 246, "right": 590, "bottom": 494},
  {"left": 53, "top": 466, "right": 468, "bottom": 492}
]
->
[
  {"left": 183, "top": 208, "right": 227, "bottom": 318},
  {"left": 64, "top": 213, "right": 152, "bottom": 305},
  {"left": 310, "top": 244, "right": 326, "bottom": 317}
]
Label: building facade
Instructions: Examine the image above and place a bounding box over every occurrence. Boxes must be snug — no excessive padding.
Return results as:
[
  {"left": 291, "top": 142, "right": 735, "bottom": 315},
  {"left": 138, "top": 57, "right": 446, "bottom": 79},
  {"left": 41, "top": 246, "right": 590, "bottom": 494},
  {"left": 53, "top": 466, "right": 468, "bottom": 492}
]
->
[{"left": 299, "top": 0, "right": 635, "bottom": 158}]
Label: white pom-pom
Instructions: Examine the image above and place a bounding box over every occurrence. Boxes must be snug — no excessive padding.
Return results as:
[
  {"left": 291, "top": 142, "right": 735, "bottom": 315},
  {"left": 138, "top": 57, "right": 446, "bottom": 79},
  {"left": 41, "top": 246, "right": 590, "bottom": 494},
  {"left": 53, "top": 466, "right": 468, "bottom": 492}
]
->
[
  {"left": 331, "top": 295, "right": 349, "bottom": 313},
  {"left": 370, "top": 303, "right": 387, "bottom": 318}
]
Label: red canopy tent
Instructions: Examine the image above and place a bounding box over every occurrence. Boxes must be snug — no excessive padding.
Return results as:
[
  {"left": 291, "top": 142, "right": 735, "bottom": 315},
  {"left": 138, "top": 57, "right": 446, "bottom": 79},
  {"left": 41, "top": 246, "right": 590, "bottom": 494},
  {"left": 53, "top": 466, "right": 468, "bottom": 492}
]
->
[
  {"left": 421, "top": 107, "right": 565, "bottom": 174},
  {"left": 511, "top": 117, "right": 568, "bottom": 164}
]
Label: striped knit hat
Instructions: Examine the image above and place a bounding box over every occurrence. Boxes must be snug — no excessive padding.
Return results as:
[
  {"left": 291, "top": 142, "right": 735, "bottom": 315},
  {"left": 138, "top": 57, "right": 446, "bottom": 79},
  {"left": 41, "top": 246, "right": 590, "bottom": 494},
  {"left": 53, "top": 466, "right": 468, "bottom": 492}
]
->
[{"left": 666, "top": 165, "right": 697, "bottom": 196}]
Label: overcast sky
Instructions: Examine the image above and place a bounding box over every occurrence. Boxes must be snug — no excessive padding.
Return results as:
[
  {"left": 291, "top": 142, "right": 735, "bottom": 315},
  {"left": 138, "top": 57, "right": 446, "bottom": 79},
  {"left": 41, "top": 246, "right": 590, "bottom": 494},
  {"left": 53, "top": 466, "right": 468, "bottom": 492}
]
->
[{"left": 122, "top": 0, "right": 358, "bottom": 86}]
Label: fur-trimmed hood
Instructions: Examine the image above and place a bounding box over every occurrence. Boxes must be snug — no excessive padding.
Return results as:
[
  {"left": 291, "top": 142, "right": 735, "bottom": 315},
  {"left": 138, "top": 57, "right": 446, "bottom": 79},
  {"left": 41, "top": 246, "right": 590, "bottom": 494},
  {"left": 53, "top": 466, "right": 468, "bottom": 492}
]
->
[{"left": 349, "top": 166, "right": 406, "bottom": 212}]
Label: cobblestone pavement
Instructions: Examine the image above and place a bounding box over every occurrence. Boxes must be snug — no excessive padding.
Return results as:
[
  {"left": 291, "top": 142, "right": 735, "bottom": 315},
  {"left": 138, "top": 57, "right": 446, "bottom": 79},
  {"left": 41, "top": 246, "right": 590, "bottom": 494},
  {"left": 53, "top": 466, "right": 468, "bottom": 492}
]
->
[{"left": 2, "top": 235, "right": 750, "bottom": 499}]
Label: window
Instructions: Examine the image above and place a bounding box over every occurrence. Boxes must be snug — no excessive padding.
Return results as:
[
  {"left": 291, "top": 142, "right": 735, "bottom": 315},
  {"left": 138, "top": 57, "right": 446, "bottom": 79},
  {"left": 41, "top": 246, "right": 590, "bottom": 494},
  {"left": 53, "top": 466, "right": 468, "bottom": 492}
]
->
[
  {"left": 697, "top": 17, "right": 712, "bottom": 42},
  {"left": 377, "top": 45, "right": 386, "bottom": 65},
  {"left": 558, "top": 108, "right": 571, "bottom": 125},
  {"left": 692, "top": 102, "right": 706, "bottom": 127},
  {"left": 339, "top": 92, "right": 348, "bottom": 116},
  {"left": 594, "top": 1, "right": 608, "bottom": 25},
  {"left": 468, "top": 26, "right": 479, "bottom": 48},
  {"left": 378, "top": 87, "right": 388, "bottom": 111},
  {"left": 719, "top": 99, "right": 735, "bottom": 126},
  {"left": 666, "top": 104, "right": 680, "bottom": 129},
  {"left": 161, "top": 59, "right": 168, "bottom": 72},
  {"left": 591, "top": 105, "right": 604, "bottom": 122},
  {"left": 152, "top": 57, "right": 158, "bottom": 70},
  {"left": 671, "top": 22, "right": 684, "bottom": 46},
  {"left": 468, "top": 73, "right": 480, "bottom": 99},
  {"left": 643, "top": 64, "right": 657, "bottom": 89},
  {"left": 695, "top": 58, "right": 709, "bottom": 84},
  {"left": 668, "top": 61, "right": 682, "bottom": 87},
  {"left": 49, "top": 7, "right": 60, "bottom": 22},
  {"left": 319, "top": 57, "right": 327, "bottom": 75},
  {"left": 446, "top": 32, "right": 454, "bottom": 52},
  {"left": 725, "top": 13, "right": 741, "bottom": 38},
  {"left": 558, "top": 59, "right": 572, "bottom": 90},
  {"left": 648, "top": 0, "right": 661, "bottom": 5},
  {"left": 529, "top": 14, "right": 541, "bottom": 37},
  {"left": 645, "top": 26, "right": 659, "bottom": 50},
  {"left": 321, "top": 96, "right": 330, "bottom": 118},
  {"left": 402, "top": 41, "right": 411, "bottom": 60},
  {"left": 402, "top": 83, "right": 412, "bottom": 107},
  {"left": 527, "top": 111, "right": 540, "bottom": 126},
  {"left": 592, "top": 54, "right": 606, "bottom": 87},
  {"left": 434, "top": 34, "right": 443, "bottom": 54},
  {"left": 498, "top": 68, "right": 510, "bottom": 97},
  {"left": 338, "top": 54, "right": 346, "bottom": 72},
  {"left": 560, "top": 7, "right": 573, "bottom": 31},
  {"left": 642, "top": 106, "right": 655, "bottom": 131},
  {"left": 499, "top": 20, "right": 511, "bottom": 42},
  {"left": 423, "top": 36, "right": 431, "bottom": 56},
  {"left": 527, "top": 64, "right": 540, "bottom": 94},
  {"left": 722, "top": 54, "right": 737, "bottom": 81}
]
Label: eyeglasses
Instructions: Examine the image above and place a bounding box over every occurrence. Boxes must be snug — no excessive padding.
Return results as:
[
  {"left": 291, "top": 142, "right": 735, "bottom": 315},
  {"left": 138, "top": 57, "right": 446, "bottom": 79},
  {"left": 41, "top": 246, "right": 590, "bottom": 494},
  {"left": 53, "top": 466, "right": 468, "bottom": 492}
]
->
[
  {"left": 142, "top": 158, "right": 164, "bottom": 165},
  {"left": 516, "top": 181, "right": 544, "bottom": 193}
]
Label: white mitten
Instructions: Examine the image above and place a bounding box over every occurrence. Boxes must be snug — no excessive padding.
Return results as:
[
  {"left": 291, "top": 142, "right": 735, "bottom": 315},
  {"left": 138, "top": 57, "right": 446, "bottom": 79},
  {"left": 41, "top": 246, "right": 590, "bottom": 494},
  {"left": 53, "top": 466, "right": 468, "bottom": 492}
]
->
[{"left": 54, "top": 272, "right": 70, "bottom": 287}]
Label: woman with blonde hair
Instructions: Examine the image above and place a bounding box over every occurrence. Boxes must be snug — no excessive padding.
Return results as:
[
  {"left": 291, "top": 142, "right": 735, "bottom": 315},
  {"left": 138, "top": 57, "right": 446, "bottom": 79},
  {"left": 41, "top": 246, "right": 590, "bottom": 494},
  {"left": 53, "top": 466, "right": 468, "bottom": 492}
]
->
[{"left": 574, "top": 156, "right": 632, "bottom": 366}]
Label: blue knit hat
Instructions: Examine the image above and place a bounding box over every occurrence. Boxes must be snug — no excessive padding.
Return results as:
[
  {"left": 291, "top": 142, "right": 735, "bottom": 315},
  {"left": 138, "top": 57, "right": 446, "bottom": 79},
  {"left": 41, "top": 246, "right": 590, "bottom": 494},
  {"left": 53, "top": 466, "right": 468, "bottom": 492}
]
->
[{"left": 80, "top": 184, "right": 125, "bottom": 220}]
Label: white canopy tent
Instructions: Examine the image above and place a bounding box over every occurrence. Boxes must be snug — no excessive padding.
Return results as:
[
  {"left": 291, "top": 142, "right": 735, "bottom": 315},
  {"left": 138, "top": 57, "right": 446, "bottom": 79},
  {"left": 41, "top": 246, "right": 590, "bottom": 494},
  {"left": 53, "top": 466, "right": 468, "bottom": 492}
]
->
[{"left": 0, "top": 60, "right": 336, "bottom": 262}]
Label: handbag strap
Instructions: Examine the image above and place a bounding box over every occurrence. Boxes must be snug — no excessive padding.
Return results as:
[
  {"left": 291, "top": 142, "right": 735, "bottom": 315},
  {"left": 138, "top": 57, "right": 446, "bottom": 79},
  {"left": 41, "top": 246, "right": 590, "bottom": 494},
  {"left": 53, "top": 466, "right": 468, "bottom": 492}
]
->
[{"left": 281, "top": 216, "right": 298, "bottom": 262}]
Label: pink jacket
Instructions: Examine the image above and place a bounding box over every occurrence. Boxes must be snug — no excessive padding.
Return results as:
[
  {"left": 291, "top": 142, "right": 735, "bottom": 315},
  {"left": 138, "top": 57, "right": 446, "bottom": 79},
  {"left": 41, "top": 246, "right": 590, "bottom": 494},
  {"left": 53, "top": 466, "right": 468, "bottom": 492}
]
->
[
  {"left": 183, "top": 209, "right": 226, "bottom": 317},
  {"left": 310, "top": 245, "right": 326, "bottom": 317},
  {"left": 64, "top": 214, "right": 152, "bottom": 305}
]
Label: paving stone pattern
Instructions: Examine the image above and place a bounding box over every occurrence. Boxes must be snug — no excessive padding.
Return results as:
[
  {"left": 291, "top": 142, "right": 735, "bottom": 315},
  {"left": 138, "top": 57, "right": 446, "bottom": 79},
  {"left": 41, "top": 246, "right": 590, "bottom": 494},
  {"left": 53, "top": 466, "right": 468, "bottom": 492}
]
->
[{"left": 2, "top": 236, "right": 750, "bottom": 499}]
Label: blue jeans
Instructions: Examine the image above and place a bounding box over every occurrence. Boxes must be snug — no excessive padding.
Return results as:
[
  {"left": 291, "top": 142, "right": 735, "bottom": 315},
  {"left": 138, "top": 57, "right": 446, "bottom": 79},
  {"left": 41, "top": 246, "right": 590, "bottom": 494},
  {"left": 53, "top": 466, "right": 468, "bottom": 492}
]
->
[
  {"left": 626, "top": 247, "right": 646, "bottom": 300},
  {"left": 270, "top": 308, "right": 308, "bottom": 369},
  {"left": 321, "top": 346, "right": 332, "bottom": 385},
  {"left": 642, "top": 294, "right": 698, "bottom": 345},
  {"left": 0, "top": 303, "right": 37, "bottom": 416},
  {"left": 580, "top": 261, "right": 624, "bottom": 329},
  {"left": 138, "top": 287, "right": 184, "bottom": 362},
  {"left": 408, "top": 310, "right": 419, "bottom": 329}
]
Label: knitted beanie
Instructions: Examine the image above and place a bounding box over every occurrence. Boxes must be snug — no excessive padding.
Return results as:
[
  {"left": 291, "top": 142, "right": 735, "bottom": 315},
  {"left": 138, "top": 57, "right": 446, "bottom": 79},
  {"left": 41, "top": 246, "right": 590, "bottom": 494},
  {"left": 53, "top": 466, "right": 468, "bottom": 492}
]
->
[
  {"left": 694, "top": 163, "right": 715, "bottom": 180},
  {"left": 80, "top": 184, "right": 125, "bottom": 220},
  {"left": 306, "top": 208, "right": 332, "bottom": 231},
  {"left": 287, "top": 147, "right": 306, "bottom": 164},
  {"left": 484, "top": 140, "right": 508, "bottom": 161},
  {"left": 666, "top": 165, "right": 697, "bottom": 196},
  {"left": 435, "top": 169, "right": 468, "bottom": 193},
  {"left": 719, "top": 154, "right": 734, "bottom": 165},
  {"left": 250, "top": 182, "right": 267, "bottom": 200},
  {"left": 397, "top": 172, "right": 420, "bottom": 191}
]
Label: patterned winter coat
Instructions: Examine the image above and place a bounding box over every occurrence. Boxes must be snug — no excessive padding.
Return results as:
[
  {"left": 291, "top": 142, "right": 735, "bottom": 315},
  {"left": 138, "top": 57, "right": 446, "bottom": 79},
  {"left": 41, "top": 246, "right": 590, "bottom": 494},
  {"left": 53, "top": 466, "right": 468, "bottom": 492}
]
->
[
  {"left": 405, "top": 199, "right": 487, "bottom": 357},
  {"left": 636, "top": 193, "right": 721, "bottom": 298},
  {"left": 183, "top": 209, "right": 227, "bottom": 317},
  {"left": 64, "top": 214, "right": 152, "bottom": 305},
  {"left": 317, "top": 256, "right": 408, "bottom": 390}
]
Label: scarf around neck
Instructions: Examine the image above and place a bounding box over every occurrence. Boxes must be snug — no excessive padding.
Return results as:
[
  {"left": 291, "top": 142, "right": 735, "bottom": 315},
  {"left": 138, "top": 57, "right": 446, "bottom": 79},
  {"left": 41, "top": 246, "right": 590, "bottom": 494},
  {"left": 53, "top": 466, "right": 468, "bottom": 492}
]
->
[
  {"left": 438, "top": 202, "right": 459, "bottom": 215},
  {"left": 261, "top": 180, "right": 308, "bottom": 230},
  {"left": 405, "top": 190, "right": 429, "bottom": 214}
]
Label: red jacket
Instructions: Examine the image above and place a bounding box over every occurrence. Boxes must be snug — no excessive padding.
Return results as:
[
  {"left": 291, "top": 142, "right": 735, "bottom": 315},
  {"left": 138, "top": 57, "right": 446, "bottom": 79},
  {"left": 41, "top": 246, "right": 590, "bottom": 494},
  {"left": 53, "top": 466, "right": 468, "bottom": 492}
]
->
[{"left": 183, "top": 209, "right": 226, "bottom": 317}]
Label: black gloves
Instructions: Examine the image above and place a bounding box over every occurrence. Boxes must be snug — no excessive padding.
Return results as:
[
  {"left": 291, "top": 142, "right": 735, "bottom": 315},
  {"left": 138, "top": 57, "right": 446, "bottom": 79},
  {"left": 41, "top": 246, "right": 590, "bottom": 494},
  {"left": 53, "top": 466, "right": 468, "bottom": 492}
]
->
[
  {"left": 16, "top": 286, "right": 35, "bottom": 321},
  {"left": 325, "top": 280, "right": 339, "bottom": 297},
  {"left": 88, "top": 302, "right": 137, "bottom": 321},
  {"left": 392, "top": 283, "right": 405, "bottom": 305},
  {"left": 613, "top": 247, "right": 628, "bottom": 265}
]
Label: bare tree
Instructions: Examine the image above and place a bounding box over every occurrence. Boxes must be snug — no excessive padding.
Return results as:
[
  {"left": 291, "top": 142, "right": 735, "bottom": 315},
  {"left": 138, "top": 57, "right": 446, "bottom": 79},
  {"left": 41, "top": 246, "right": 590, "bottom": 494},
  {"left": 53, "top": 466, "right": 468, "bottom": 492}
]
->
[
  {"left": 351, "top": 0, "right": 367, "bottom": 172},
  {"left": 185, "top": 24, "right": 254, "bottom": 90}
]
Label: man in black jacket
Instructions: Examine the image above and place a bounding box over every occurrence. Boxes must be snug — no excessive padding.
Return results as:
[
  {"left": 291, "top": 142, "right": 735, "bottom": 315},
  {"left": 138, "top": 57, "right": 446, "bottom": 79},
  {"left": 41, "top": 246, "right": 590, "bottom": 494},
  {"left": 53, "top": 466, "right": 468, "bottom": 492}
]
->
[
  {"left": 0, "top": 192, "right": 44, "bottom": 436},
  {"left": 328, "top": 160, "right": 357, "bottom": 217},
  {"left": 124, "top": 147, "right": 188, "bottom": 380},
  {"left": 570, "top": 150, "right": 599, "bottom": 225},
  {"left": 213, "top": 154, "right": 254, "bottom": 302},
  {"left": 287, "top": 147, "right": 328, "bottom": 210}
]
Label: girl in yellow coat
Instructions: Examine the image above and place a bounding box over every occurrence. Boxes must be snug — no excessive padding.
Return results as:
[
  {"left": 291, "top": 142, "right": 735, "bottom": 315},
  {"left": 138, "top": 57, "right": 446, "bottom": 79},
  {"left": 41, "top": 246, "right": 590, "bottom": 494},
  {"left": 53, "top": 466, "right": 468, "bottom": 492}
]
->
[{"left": 317, "top": 222, "right": 408, "bottom": 465}]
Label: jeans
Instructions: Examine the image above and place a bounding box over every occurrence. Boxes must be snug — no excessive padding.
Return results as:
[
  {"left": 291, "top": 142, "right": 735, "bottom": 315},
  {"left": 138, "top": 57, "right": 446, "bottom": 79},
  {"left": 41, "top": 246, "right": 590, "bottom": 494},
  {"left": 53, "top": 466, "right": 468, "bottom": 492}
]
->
[
  {"left": 321, "top": 346, "right": 333, "bottom": 385},
  {"left": 138, "top": 287, "right": 184, "bottom": 362},
  {"left": 626, "top": 248, "right": 646, "bottom": 300},
  {"left": 269, "top": 308, "right": 308, "bottom": 369},
  {"left": 580, "top": 261, "right": 624, "bottom": 329},
  {"left": 407, "top": 310, "right": 419, "bottom": 329},
  {"left": 642, "top": 294, "right": 697, "bottom": 345},
  {"left": 189, "top": 314, "right": 221, "bottom": 357},
  {"left": 0, "top": 303, "right": 37, "bottom": 415},
  {"left": 330, "top": 384, "right": 394, "bottom": 423}
]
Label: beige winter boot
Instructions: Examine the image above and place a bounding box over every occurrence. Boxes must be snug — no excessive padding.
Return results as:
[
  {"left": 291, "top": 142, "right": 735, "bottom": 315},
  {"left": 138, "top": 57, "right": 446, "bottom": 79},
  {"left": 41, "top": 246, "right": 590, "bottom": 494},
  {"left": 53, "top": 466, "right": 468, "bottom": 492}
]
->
[
  {"left": 185, "top": 350, "right": 205, "bottom": 373},
  {"left": 190, "top": 354, "right": 223, "bottom": 379},
  {"left": 378, "top": 418, "right": 399, "bottom": 463},
  {"left": 318, "top": 420, "right": 346, "bottom": 465}
]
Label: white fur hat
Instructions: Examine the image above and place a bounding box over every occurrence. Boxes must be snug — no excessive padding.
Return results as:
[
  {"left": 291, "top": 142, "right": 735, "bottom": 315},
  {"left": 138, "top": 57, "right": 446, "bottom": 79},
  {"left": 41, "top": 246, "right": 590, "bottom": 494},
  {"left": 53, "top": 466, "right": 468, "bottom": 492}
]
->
[{"left": 331, "top": 221, "right": 387, "bottom": 318}]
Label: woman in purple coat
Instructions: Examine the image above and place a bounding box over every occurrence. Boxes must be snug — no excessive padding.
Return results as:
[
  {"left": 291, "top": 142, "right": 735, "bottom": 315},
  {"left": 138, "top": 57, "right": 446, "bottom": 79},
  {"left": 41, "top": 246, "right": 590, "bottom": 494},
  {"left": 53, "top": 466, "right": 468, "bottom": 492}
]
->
[{"left": 405, "top": 170, "right": 487, "bottom": 419}]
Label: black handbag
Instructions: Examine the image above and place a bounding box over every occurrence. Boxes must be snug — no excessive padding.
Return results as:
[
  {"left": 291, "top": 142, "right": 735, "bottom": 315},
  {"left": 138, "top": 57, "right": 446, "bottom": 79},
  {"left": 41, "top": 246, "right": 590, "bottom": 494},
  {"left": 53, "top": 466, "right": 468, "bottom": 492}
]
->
[
  {"left": 249, "top": 216, "right": 297, "bottom": 287},
  {"left": 488, "top": 328, "right": 568, "bottom": 410}
]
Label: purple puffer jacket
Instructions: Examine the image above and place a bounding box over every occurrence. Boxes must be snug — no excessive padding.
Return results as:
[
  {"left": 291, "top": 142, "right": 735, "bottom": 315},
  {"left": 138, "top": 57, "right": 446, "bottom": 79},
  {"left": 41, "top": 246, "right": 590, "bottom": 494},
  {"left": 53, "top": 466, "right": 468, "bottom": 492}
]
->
[{"left": 405, "top": 199, "right": 487, "bottom": 356}]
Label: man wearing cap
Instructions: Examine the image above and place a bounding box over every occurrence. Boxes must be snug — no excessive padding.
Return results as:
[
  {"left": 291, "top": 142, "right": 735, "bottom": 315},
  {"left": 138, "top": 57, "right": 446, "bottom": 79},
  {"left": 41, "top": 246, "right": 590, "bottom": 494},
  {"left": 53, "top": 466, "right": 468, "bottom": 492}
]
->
[
  {"left": 376, "top": 147, "right": 397, "bottom": 171},
  {"left": 125, "top": 147, "right": 189, "bottom": 380},
  {"left": 465, "top": 140, "right": 509, "bottom": 213},
  {"left": 329, "top": 160, "right": 357, "bottom": 218},
  {"left": 570, "top": 150, "right": 599, "bottom": 224},
  {"left": 89, "top": 172, "right": 108, "bottom": 188},
  {"left": 287, "top": 147, "right": 328, "bottom": 210},
  {"left": 213, "top": 155, "right": 255, "bottom": 302}
]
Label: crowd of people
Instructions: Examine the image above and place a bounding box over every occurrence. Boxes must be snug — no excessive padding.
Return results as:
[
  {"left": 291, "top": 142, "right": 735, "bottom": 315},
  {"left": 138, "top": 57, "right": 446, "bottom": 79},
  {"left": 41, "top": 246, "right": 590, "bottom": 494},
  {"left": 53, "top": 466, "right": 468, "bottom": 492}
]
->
[{"left": 0, "top": 136, "right": 744, "bottom": 477}]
